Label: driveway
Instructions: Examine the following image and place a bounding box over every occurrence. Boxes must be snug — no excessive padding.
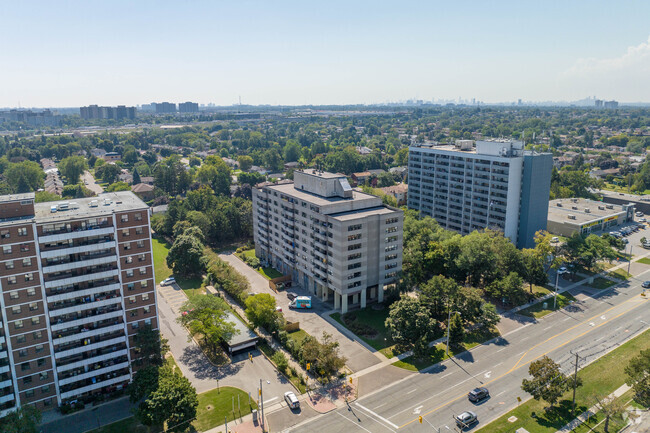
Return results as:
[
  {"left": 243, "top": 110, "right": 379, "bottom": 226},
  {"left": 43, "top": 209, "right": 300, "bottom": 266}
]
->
[
  {"left": 219, "top": 253, "right": 381, "bottom": 373},
  {"left": 81, "top": 170, "right": 104, "bottom": 194},
  {"left": 157, "top": 284, "right": 294, "bottom": 400}
]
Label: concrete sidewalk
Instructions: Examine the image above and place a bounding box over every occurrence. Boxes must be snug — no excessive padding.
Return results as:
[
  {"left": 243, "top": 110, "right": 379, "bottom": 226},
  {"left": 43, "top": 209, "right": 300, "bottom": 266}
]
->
[{"left": 556, "top": 384, "right": 631, "bottom": 433}]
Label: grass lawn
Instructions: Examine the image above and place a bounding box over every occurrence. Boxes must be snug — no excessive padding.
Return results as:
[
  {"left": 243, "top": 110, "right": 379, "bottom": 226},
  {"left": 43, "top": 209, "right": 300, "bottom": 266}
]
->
[
  {"left": 238, "top": 249, "right": 256, "bottom": 260},
  {"left": 152, "top": 237, "right": 173, "bottom": 284},
  {"left": 587, "top": 277, "right": 617, "bottom": 290},
  {"left": 193, "top": 387, "right": 257, "bottom": 432},
  {"left": 609, "top": 268, "right": 632, "bottom": 280},
  {"left": 636, "top": 257, "right": 650, "bottom": 265},
  {"left": 518, "top": 292, "right": 577, "bottom": 318},
  {"left": 286, "top": 329, "right": 310, "bottom": 346},
  {"left": 258, "top": 266, "right": 283, "bottom": 280},
  {"left": 393, "top": 327, "right": 499, "bottom": 371},
  {"left": 476, "top": 329, "right": 650, "bottom": 433},
  {"left": 85, "top": 417, "right": 148, "bottom": 433},
  {"left": 331, "top": 307, "right": 394, "bottom": 354}
]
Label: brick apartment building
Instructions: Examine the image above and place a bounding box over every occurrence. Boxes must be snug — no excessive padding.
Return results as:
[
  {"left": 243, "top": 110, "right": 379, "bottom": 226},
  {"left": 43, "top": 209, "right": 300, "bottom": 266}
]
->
[{"left": 0, "top": 191, "right": 158, "bottom": 415}]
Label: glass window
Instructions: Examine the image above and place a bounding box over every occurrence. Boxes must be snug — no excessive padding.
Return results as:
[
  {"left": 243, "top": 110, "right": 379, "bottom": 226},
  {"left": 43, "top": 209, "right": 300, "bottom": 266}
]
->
[
  {"left": 27, "top": 288, "right": 36, "bottom": 296},
  {"left": 23, "top": 258, "right": 32, "bottom": 267},
  {"left": 29, "top": 303, "right": 38, "bottom": 311},
  {"left": 5, "top": 260, "right": 14, "bottom": 269},
  {"left": 3, "top": 245, "right": 11, "bottom": 254},
  {"left": 12, "top": 306, "right": 21, "bottom": 314},
  {"left": 9, "top": 291, "right": 19, "bottom": 300},
  {"left": 31, "top": 317, "right": 40, "bottom": 325},
  {"left": 18, "top": 227, "right": 27, "bottom": 236},
  {"left": 14, "top": 320, "right": 23, "bottom": 329}
]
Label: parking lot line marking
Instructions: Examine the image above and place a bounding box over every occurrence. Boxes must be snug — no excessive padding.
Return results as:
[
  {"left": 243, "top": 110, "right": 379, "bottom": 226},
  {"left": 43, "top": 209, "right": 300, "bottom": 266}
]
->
[
  {"left": 441, "top": 372, "right": 453, "bottom": 378},
  {"left": 407, "top": 388, "right": 417, "bottom": 394},
  {"left": 355, "top": 402, "right": 399, "bottom": 429}
]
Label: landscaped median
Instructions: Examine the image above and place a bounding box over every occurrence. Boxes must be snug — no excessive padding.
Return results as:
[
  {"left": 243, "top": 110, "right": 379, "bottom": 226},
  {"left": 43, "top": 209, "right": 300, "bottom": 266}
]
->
[{"left": 475, "top": 329, "right": 650, "bottom": 433}]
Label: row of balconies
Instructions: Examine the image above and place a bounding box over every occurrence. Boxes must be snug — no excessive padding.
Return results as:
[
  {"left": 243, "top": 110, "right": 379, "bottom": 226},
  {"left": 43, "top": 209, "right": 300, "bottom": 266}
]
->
[
  {"left": 54, "top": 330, "right": 125, "bottom": 358},
  {"left": 49, "top": 290, "right": 121, "bottom": 314},
  {"left": 45, "top": 263, "right": 118, "bottom": 283},
  {"left": 40, "top": 235, "right": 114, "bottom": 254},
  {"left": 57, "top": 343, "right": 127, "bottom": 369},
  {"left": 47, "top": 279, "right": 120, "bottom": 301}
]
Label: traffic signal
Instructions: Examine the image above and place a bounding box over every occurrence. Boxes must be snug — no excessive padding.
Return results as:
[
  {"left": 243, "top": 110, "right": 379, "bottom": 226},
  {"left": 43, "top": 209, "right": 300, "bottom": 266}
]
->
[
  {"left": 419, "top": 416, "right": 423, "bottom": 424},
  {"left": 349, "top": 377, "right": 353, "bottom": 384},
  {"left": 306, "top": 363, "right": 311, "bottom": 370}
]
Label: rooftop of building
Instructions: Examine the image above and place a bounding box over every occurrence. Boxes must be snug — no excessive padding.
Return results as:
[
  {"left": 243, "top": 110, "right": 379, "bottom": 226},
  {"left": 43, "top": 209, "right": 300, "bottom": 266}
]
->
[
  {"left": 224, "top": 312, "right": 258, "bottom": 347},
  {"left": 262, "top": 181, "right": 380, "bottom": 207},
  {"left": 330, "top": 205, "right": 400, "bottom": 222},
  {"left": 547, "top": 198, "right": 628, "bottom": 224},
  {"left": 33, "top": 191, "right": 148, "bottom": 223},
  {"left": 0, "top": 192, "right": 35, "bottom": 202},
  {"left": 298, "top": 168, "right": 345, "bottom": 179}
]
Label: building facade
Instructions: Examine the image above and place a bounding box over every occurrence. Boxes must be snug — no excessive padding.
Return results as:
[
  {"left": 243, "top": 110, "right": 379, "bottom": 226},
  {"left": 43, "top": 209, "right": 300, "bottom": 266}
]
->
[
  {"left": 407, "top": 140, "right": 553, "bottom": 248},
  {"left": 154, "top": 102, "right": 177, "bottom": 114},
  {"left": 252, "top": 170, "right": 403, "bottom": 313},
  {"left": 0, "top": 192, "right": 157, "bottom": 415},
  {"left": 80, "top": 105, "right": 136, "bottom": 120},
  {"left": 178, "top": 102, "right": 199, "bottom": 113},
  {"left": 546, "top": 198, "right": 634, "bottom": 237}
]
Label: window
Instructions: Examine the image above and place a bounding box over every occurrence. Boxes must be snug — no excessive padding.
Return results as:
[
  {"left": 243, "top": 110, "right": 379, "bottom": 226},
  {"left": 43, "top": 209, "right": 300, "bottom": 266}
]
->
[
  {"left": 142, "top": 293, "right": 149, "bottom": 301},
  {"left": 135, "top": 227, "right": 143, "bottom": 235},
  {"left": 385, "top": 227, "right": 398, "bottom": 234},
  {"left": 21, "top": 363, "right": 30, "bottom": 372},
  {"left": 25, "top": 389, "right": 34, "bottom": 398},
  {"left": 8, "top": 276, "right": 16, "bottom": 285},
  {"left": 23, "top": 258, "right": 31, "bottom": 267},
  {"left": 385, "top": 254, "right": 398, "bottom": 261},
  {"left": 33, "top": 331, "right": 42, "bottom": 340},
  {"left": 141, "top": 280, "right": 148, "bottom": 288},
  {"left": 135, "top": 213, "right": 142, "bottom": 221},
  {"left": 29, "top": 302, "right": 38, "bottom": 311},
  {"left": 139, "top": 267, "right": 146, "bottom": 275},
  {"left": 20, "top": 244, "right": 30, "bottom": 252},
  {"left": 143, "top": 306, "right": 151, "bottom": 314},
  {"left": 348, "top": 262, "right": 361, "bottom": 270},
  {"left": 23, "top": 376, "right": 32, "bottom": 384},
  {"left": 18, "top": 227, "right": 27, "bottom": 236},
  {"left": 125, "top": 256, "right": 133, "bottom": 264},
  {"left": 385, "top": 263, "right": 398, "bottom": 270},
  {"left": 129, "top": 296, "right": 136, "bottom": 304},
  {"left": 385, "top": 236, "right": 398, "bottom": 243},
  {"left": 5, "top": 260, "right": 14, "bottom": 269},
  {"left": 14, "top": 320, "right": 23, "bottom": 329},
  {"left": 9, "top": 291, "right": 19, "bottom": 300},
  {"left": 3, "top": 245, "right": 11, "bottom": 254},
  {"left": 145, "top": 318, "right": 152, "bottom": 326},
  {"left": 130, "top": 310, "right": 138, "bottom": 317},
  {"left": 25, "top": 273, "right": 34, "bottom": 282},
  {"left": 31, "top": 317, "right": 40, "bottom": 325},
  {"left": 0, "top": 230, "right": 9, "bottom": 239},
  {"left": 139, "top": 254, "right": 146, "bottom": 262},
  {"left": 348, "top": 224, "right": 362, "bottom": 232},
  {"left": 39, "top": 372, "right": 48, "bottom": 381},
  {"left": 121, "top": 215, "right": 129, "bottom": 222},
  {"left": 348, "top": 253, "right": 362, "bottom": 260},
  {"left": 122, "top": 229, "right": 130, "bottom": 237},
  {"left": 27, "top": 288, "right": 36, "bottom": 296},
  {"left": 126, "top": 269, "right": 134, "bottom": 277},
  {"left": 136, "top": 240, "right": 144, "bottom": 248},
  {"left": 127, "top": 283, "right": 134, "bottom": 291},
  {"left": 17, "top": 335, "right": 26, "bottom": 343},
  {"left": 347, "top": 234, "right": 362, "bottom": 241},
  {"left": 37, "top": 359, "right": 45, "bottom": 367},
  {"left": 123, "top": 243, "right": 132, "bottom": 251},
  {"left": 12, "top": 306, "right": 21, "bottom": 315},
  {"left": 35, "top": 344, "right": 44, "bottom": 353},
  {"left": 42, "top": 385, "right": 50, "bottom": 394},
  {"left": 386, "top": 271, "right": 398, "bottom": 279},
  {"left": 347, "top": 243, "right": 362, "bottom": 251},
  {"left": 132, "top": 322, "right": 139, "bottom": 330},
  {"left": 19, "top": 349, "right": 28, "bottom": 358},
  {"left": 385, "top": 245, "right": 397, "bottom": 252},
  {"left": 385, "top": 217, "right": 399, "bottom": 225}
]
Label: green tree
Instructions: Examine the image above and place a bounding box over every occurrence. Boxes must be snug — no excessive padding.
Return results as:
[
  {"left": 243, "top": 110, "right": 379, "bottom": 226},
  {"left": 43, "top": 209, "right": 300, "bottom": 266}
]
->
[
  {"left": 58, "top": 155, "right": 88, "bottom": 184},
  {"left": 522, "top": 248, "right": 548, "bottom": 293},
  {"left": 177, "top": 295, "right": 237, "bottom": 357},
  {"left": 376, "top": 171, "right": 397, "bottom": 187},
  {"left": 35, "top": 190, "right": 61, "bottom": 202},
  {"left": 106, "top": 181, "right": 131, "bottom": 192},
  {"left": 385, "top": 295, "right": 437, "bottom": 358},
  {"left": 122, "top": 145, "right": 139, "bottom": 165},
  {"left": 521, "top": 356, "right": 572, "bottom": 409},
  {"left": 395, "top": 148, "right": 409, "bottom": 166},
  {"left": 420, "top": 275, "right": 459, "bottom": 321},
  {"left": 478, "top": 303, "right": 501, "bottom": 329},
  {"left": 283, "top": 140, "right": 302, "bottom": 162},
  {"left": 0, "top": 405, "right": 41, "bottom": 433},
  {"left": 624, "top": 348, "right": 650, "bottom": 406},
  {"left": 300, "top": 332, "right": 346, "bottom": 380},
  {"left": 447, "top": 312, "right": 464, "bottom": 348},
  {"left": 95, "top": 163, "right": 121, "bottom": 184},
  {"left": 245, "top": 293, "right": 283, "bottom": 332},
  {"left": 5, "top": 161, "right": 44, "bottom": 193},
  {"left": 166, "top": 233, "right": 206, "bottom": 277},
  {"left": 133, "top": 168, "right": 141, "bottom": 185},
  {"left": 196, "top": 157, "right": 231, "bottom": 196},
  {"left": 237, "top": 155, "right": 253, "bottom": 171},
  {"left": 134, "top": 324, "right": 169, "bottom": 367},
  {"left": 593, "top": 394, "right": 626, "bottom": 433}
]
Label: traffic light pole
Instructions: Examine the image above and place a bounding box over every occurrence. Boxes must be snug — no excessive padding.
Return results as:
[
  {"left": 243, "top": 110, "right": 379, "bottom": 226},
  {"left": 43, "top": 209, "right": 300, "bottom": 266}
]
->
[{"left": 260, "top": 378, "right": 265, "bottom": 432}]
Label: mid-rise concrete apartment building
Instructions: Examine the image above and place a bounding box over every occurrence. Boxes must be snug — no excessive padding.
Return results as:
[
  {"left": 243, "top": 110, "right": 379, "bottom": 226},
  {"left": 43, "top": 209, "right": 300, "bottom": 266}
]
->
[
  {"left": 252, "top": 169, "right": 403, "bottom": 313},
  {"left": 0, "top": 191, "right": 157, "bottom": 416},
  {"left": 408, "top": 139, "right": 553, "bottom": 248}
]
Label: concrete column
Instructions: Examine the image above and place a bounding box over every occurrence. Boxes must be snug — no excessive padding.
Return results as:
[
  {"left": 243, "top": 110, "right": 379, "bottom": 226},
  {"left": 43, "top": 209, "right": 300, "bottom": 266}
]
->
[
  {"left": 370, "top": 286, "right": 377, "bottom": 299},
  {"left": 352, "top": 293, "right": 359, "bottom": 305},
  {"left": 341, "top": 294, "right": 348, "bottom": 314},
  {"left": 334, "top": 292, "right": 340, "bottom": 310},
  {"left": 361, "top": 288, "right": 367, "bottom": 309},
  {"left": 378, "top": 284, "right": 384, "bottom": 303}
]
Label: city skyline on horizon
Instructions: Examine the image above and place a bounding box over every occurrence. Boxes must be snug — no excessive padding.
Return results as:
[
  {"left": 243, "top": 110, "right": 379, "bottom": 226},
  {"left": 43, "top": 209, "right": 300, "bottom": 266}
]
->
[{"left": 1, "top": 1, "right": 650, "bottom": 107}]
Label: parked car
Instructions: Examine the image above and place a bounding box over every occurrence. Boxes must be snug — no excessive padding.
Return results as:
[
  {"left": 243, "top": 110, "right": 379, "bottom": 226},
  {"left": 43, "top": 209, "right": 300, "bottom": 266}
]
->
[
  {"left": 161, "top": 277, "right": 176, "bottom": 286},
  {"left": 284, "top": 391, "right": 300, "bottom": 409},
  {"left": 551, "top": 236, "right": 559, "bottom": 243},
  {"left": 642, "top": 281, "right": 650, "bottom": 288},
  {"left": 468, "top": 387, "right": 490, "bottom": 403},
  {"left": 640, "top": 218, "right": 647, "bottom": 223},
  {"left": 622, "top": 238, "right": 629, "bottom": 244},
  {"left": 455, "top": 411, "right": 478, "bottom": 429},
  {"left": 636, "top": 211, "right": 644, "bottom": 217},
  {"left": 286, "top": 292, "right": 298, "bottom": 301},
  {"left": 558, "top": 266, "right": 568, "bottom": 275}
]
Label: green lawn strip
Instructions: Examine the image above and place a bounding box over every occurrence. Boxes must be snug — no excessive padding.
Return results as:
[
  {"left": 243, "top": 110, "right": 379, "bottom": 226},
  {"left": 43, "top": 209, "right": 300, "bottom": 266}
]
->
[
  {"left": 193, "top": 387, "right": 257, "bottom": 432},
  {"left": 587, "top": 277, "right": 617, "bottom": 290},
  {"left": 258, "top": 341, "right": 306, "bottom": 393},
  {"left": 476, "top": 329, "right": 650, "bottom": 433},
  {"left": 165, "top": 354, "right": 181, "bottom": 373},
  {"left": 330, "top": 308, "right": 394, "bottom": 354},
  {"left": 286, "top": 329, "right": 309, "bottom": 346},
  {"left": 636, "top": 257, "right": 650, "bottom": 265},
  {"left": 85, "top": 417, "right": 148, "bottom": 433},
  {"left": 608, "top": 268, "right": 632, "bottom": 280},
  {"left": 518, "top": 292, "right": 577, "bottom": 318},
  {"left": 152, "top": 237, "right": 173, "bottom": 284},
  {"left": 393, "top": 327, "right": 499, "bottom": 371},
  {"left": 258, "top": 266, "right": 283, "bottom": 279}
]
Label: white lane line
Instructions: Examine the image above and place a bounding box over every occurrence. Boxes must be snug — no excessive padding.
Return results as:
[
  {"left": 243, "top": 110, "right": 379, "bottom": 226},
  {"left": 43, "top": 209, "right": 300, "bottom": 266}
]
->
[
  {"left": 594, "top": 336, "right": 604, "bottom": 342},
  {"left": 336, "top": 412, "right": 374, "bottom": 433},
  {"left": 496, "top": 347, "right": 508, "bottom": 353},
  {"left": 615, "top": 326, "right": 622, "bottom": 331},
  {"left": 495, "top": 390, "right": 506, "bottom": 397},
  {"left": 543, "top": 325, "right": 553, "bottom": 331},
  {"left": 563, "top": 317, "right": 572, "bottom": 322},
  {"left": 263, "top": 396, "right": 278, "bottom": 405},
  {"left": 520, "top": 336, "right": 530, "bottom": 341},
  {"left": 494, "top": 362, "right": 503, "bottom": 367},
  {"left": 407, "top": 388, "right": 417, "bottom": 394},
  {"left": 355, "top": 402, "right": 399, "bottom": 429},
  {"left": 441, "top": 372, "right": 453, "bottom": 379},
  {"left": 374, "top": 402, "right": 387, "bottom": 410}
]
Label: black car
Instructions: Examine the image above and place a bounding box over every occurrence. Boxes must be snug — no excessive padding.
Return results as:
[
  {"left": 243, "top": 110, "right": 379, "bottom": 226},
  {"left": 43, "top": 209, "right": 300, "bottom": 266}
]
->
[
  {"left": 642, "top": 281, "right": 650, "bottom": 288},
  {"left": 468, "top": 387, "right": 490, "bottom": 403},
  {"left": 286, "top": 292, "right": 298, "bottom": 301}
]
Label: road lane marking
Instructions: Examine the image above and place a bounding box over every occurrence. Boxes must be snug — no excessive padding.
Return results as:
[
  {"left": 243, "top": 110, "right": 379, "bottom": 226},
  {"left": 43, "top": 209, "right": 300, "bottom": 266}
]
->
[
  {"left": 615, "top": 326, "right": 622, "bottom": 331},
  {"left": 484, "top": 371, "right": 491, "bottom": 378},
  {"left": 413, "top": 405, "right": 422, "bottom": 414},
  {"left": 495, "top": 391, "right": 506, "bottom": 397},
  {"left": 407, "top": 388, "right": 417, "bottom": 394},
  {"left": 563, "top": 317, "right": 572, "bottom": 322},
  {"left": 264, "top": 397, "right": 278, "bottom": 405},
  {"left": 543, "top": 325, "right": 553, "bottom": 331},
  {"left": 355, "top": 403, "right": 399, "bottom": 429},
  {"left": 441, "top": 372, "right": 453, "bottom": 378},
  {"left": 496, "top": 347, "right": 508, "bottom": 353},
  {"left": 399, "top": 292, "right": 646, "bottom": 429},
  {"left": 335, "top": 412, "right": 374, "bottom": 433},
  {"left": 374, "top": 402, "right": 387, "bottom": 409}
]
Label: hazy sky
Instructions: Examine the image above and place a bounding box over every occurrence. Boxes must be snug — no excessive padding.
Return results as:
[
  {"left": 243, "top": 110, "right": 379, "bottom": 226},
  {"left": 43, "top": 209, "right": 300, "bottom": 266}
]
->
[{"left": 2, "top": 1, "right": 649, "bottom": 107}]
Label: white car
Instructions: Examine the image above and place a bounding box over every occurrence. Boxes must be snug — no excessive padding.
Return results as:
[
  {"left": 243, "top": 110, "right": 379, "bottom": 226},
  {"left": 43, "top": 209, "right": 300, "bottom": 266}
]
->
[
  {"left": 551, "top": 236, "right": 559, "bottom": 243},
  {"left": 161, "top": 277, "right": 176, "bottom": 286},
  {"left": 284, "top": 391, "right": 300, "bottom": 409},
  {"left": 558, "top": 267, "right": 568, "bottom": 275}
]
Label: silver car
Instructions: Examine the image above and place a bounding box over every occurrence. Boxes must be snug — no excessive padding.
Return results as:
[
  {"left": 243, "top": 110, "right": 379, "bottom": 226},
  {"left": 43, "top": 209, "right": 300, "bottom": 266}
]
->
[{"left": 455, "top": 411, "right": 478, "bottom": 429}]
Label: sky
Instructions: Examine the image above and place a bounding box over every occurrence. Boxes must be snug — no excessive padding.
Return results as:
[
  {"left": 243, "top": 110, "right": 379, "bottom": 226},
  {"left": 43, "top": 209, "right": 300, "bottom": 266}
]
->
[{"left": 1, "top": 0, "right": 650, "bottom": 107}]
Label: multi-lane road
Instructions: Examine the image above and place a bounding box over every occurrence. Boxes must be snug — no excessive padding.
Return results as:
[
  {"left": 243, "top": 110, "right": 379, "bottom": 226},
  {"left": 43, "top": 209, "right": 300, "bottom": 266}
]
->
[{"left": 273, "top": 274, "right": 649, "bottom": 432}]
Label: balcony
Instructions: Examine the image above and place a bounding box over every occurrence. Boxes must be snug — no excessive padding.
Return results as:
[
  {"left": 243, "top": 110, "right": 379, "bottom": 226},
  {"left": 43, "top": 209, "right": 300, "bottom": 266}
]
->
[
  {"left": 39, "top": 226, "right": 114, "bottom": 244},
  {"left": 44, "top": 269, "right": 119, "bottom": 290},
  {"left": 53, "top": 323, "right": 124, "bottom": 345},
  {"left": 47, "top": 282, "right": 121, "bottom": 303},
  {"left": 57, "top": 347, "right": 128, "bottom": 372},
  {"left": 49, "top": 296, "right": 122, "bottom": 319},
  {"left": 55, "top": 334, "right": 126, "bottom": 359},
  {"left": 60, "top": 373, "right": 131, "bottom": 400},
  {"left": 58, "top": 361, "right": 130, "bottom": 387},
  {"left": 43, "top": 254, "right": 117, "bottom": 275},
  {"left": 40, "top": 240, "right": 117, "bottom": 259},
  {"left": 50, "top": 309, "right": 123, "bottom": 332}
]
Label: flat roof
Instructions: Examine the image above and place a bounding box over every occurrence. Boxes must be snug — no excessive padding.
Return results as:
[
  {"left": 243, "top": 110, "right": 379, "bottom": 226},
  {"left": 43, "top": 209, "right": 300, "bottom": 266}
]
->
[
  {"left": 330, "top": 206, "right": 399, "bottom": 222},
  {"left": 547, "top": 198, "right": 627, "bottom": 225},
  {"left": 263, "top": 182, "right": 380, "bottom": 208},
  {"left": 0, "top": 192, "right": 35, "bottom": 202},
  {"left": 33, "top": 191, "right": 148, "bottom": 223},
  {"left": 225, "top": 312, "right": 258, "bottom": 347},
  {"left": 297, "top": 169, "right": 344, "bottom": 179}
]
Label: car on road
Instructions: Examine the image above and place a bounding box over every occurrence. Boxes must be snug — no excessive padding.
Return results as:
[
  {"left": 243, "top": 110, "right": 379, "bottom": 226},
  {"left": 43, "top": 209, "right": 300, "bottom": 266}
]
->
[
  {"left": 286, "top": 292, "right": 298, "bottom": 301},
  {"left": 468, "top": 387, "right": 490, "bottom": 403},
  {"left": 551, "top": 236, "right": 559, "bottom": 243},
  {"left": 558, "top": 266, "right": 568, "bottom": 275},
  {"left": 284, "top": 391, "right": 300, "bottom": 409},
  {"left": 455, "top": 411, "right": 478, "bottom": 429},
  {"left": 640, "top": 218, "right": 647, "bottom": 223},
  {"left": 642, "top": 281, "right": 650, "bottom": 288},
  {"left": 161, "top": 277, "right": 176, "bottom": 286},
  {"left": 636, "top": 211, "right": 644, "bottom": 217}
]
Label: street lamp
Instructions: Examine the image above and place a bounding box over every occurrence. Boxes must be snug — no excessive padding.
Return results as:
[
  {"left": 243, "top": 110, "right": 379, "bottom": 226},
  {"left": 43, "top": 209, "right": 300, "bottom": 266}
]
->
[
  {"left": 554, "top": 268, "right": 560, "bottom": 310},
  {"left": 446, "top": 309, "right": 461, "bottom": 357},
  {"left": 628, "top": 244, "right": 633, "bottom": 275}
]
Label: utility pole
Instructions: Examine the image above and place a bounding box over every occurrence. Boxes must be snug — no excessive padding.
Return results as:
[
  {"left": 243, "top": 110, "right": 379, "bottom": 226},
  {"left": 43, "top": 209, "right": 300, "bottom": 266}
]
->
[
  {"left": 628, "top": 245, "right": 633, "bottom": 275},
  {"left": 570, "top": 351, "right": 581, "bottom": 417},
  {"left": 260, "top": 379, "right": 265, "bottom": 432},
  {"left": 554, "top": 270, "right": 560, "bottom": 309},
  {"left": 224, "top": 416, "right": 228, "bottom": 433}
]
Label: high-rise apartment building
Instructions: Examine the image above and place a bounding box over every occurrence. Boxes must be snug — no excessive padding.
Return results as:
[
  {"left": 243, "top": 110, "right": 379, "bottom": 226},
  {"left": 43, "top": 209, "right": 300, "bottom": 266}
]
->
[
  {"left": 252, "top": 170, "right": 403, "bottom": 313},
  {"left": 407, "top": 140, "right": 552, "bottom": 248},
  {"left": 154, "top": 102, "right": 177, "bottom": 114},
  {"left": 80, "top": 105, "right": 136, "bottom": 120},
  {"left": 0, "top": 191, "right": 157, "bottom": 415},
  {"left": 178, "top": 102, "right": 199, "bottom": 113}
]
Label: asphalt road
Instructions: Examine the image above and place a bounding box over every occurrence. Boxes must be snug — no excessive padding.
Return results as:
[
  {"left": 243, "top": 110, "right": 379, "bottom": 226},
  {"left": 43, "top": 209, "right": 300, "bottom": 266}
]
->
[
  {"left": 81, "top": 170, "right": 104, "bottom": 194},
  {"left": 278, "top": 275, "right": 650, "bottom": 433}
]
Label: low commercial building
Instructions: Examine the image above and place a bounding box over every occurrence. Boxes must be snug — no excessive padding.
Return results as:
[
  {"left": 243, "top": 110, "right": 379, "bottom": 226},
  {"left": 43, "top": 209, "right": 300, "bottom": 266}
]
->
[
  {"left": 546, "top": 198, "right": 635, "bottom": 237},
  {"left": 223, "top": 312, "right": 258, "bottom": 355}
]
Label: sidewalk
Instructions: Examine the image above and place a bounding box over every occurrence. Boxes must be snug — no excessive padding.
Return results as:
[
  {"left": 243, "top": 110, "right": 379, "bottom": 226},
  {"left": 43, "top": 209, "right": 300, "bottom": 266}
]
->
[
  {"left": 40, "top": 396, "right": 134, "bottom": 433},
  {"left": 556, "top": 384, "right": 631, "bottom": 433}
]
